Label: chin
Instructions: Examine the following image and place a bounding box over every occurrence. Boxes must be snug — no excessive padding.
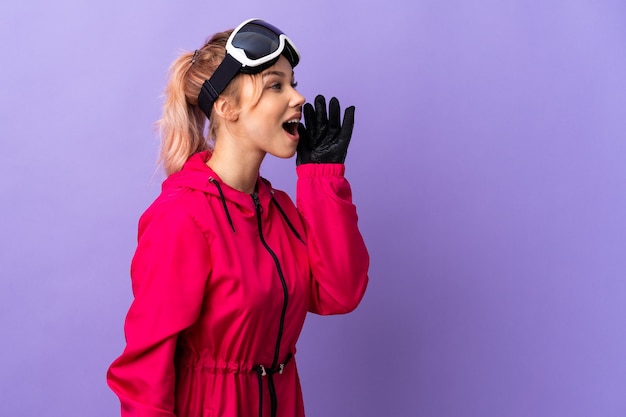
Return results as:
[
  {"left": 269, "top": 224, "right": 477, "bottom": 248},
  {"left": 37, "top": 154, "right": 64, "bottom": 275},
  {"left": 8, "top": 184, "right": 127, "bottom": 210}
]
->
[
  {"left": 269, "top": 139, "right": 299, "bottom": 158},
  {"left": 278, "top": 151, "right": 297, "bottom": 159},
  {"left": 270, "top": 148, "right": 297, "bottom": 159}
]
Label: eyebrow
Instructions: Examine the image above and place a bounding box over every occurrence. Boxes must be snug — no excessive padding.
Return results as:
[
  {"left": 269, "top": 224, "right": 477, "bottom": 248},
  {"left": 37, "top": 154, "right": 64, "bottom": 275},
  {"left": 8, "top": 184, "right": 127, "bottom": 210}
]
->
[{"left": 262, "top": 70, "right": 293, "bottom": 79}]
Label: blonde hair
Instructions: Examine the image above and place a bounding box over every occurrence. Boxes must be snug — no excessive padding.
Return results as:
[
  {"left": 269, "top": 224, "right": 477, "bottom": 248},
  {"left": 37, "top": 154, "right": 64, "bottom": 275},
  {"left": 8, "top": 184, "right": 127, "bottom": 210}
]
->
[{"left": 157, "top": 30, "right": 253, "bottom": 175}]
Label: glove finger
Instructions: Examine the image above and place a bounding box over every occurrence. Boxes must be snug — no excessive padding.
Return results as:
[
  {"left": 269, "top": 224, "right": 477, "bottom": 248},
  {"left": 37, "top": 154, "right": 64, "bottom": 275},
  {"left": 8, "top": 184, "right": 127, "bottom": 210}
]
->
[
  {"left": 314, "top": 95, "right": 328, "bottom": 132},
  {"left": 303, "top": 102, "right": 316, "bottom": 138},
  {"left": 339, "top": 105, "right": 355, "bottom": 141},
  {"left": 328, "top": 97, "right": 341, "bottom": 133}
]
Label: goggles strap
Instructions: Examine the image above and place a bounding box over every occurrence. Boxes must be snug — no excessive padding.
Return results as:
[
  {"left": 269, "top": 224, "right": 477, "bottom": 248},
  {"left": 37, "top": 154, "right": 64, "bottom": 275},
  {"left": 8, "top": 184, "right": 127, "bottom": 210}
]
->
[{"left": 198, "top": 54, "right": 242, "bottom": 119}]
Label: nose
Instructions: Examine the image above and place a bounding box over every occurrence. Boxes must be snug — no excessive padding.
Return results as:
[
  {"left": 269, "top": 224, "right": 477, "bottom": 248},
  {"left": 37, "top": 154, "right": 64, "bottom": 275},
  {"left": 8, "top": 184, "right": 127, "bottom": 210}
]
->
[{"left": 291, "top": 89, "right": 305, "bottom": 107}]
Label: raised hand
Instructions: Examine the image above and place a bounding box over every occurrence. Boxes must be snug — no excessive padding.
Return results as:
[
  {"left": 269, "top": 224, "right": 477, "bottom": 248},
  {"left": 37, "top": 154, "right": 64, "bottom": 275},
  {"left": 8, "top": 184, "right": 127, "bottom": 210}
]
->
[{"left": 296, "top": 95, "right": 355, "bottom": 165}]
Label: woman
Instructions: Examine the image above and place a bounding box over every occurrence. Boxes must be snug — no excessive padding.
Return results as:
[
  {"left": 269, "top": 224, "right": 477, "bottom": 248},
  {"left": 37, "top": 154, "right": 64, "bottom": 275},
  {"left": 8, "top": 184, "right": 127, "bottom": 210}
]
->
[{"left": 107, "top": 18, "right": 369, "bottom": 417}]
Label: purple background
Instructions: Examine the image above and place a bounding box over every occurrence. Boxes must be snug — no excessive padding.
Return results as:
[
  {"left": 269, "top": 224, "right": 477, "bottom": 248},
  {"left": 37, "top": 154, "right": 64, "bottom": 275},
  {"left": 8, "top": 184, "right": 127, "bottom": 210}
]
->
[{"left": 1, "top": 1, "right": 625, "bottom": 416}]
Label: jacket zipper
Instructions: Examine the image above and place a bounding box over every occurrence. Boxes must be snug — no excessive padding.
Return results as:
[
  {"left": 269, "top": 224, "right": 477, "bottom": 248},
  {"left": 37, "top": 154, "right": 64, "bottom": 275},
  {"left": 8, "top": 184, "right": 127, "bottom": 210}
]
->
[{"left": 252, "top": 192, "right": 289, "bottom": 369}]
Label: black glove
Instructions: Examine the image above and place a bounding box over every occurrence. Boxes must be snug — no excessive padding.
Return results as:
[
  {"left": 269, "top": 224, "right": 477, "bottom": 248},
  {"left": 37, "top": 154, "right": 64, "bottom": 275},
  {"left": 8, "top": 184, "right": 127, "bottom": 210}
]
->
[{"left": 296, "top": 95, "right": 355, "bottom": 165}]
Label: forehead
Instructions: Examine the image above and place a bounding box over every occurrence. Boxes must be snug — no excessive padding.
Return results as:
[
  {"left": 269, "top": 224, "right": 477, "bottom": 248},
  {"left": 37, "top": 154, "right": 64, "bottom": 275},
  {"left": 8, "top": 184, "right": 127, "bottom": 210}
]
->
[{"left": 262, "top": 56, "right": 295, "bottom": 78}]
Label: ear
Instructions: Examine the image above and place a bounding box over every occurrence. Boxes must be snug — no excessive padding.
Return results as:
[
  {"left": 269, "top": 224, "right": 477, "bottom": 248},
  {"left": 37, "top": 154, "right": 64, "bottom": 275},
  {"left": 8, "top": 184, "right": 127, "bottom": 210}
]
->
[{"left": 213, "top": 97, "right": 239, "bottom": 122}]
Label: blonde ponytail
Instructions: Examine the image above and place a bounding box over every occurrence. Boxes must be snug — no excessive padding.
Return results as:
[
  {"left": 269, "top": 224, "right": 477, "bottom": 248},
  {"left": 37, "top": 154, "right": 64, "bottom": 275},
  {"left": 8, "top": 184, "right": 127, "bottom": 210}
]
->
[{"left": 157, "top": 30, "right": 235, "bottom": 175}]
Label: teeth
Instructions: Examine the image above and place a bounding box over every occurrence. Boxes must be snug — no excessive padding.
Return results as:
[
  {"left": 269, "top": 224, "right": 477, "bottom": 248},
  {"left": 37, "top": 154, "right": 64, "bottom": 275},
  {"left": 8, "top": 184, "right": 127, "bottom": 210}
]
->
[{"left": 285, "top": 119, "right": 299, "bottom": 124}]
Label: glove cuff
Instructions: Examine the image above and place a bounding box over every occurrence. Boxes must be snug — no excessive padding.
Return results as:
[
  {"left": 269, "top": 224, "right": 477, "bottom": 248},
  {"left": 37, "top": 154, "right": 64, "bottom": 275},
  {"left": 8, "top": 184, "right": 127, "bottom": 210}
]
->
[{"left": 296, "top": 163, "right": 345, "bottom": 178}]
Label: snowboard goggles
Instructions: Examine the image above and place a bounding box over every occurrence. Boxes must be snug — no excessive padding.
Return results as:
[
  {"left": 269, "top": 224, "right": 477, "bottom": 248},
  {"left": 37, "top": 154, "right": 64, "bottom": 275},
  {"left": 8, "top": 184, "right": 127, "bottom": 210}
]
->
[{"left": 198, "top": 18, "right": 301, "bottom": 119}]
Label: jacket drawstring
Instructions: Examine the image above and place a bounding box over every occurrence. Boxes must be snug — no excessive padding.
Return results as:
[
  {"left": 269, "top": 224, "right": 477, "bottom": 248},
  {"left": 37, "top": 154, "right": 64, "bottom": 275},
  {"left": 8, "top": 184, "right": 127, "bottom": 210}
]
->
[
  {"left": 253, "top": 354, "right": 292, "bottom": 417},
  {"left": 270, "top": 194, "right": 304, "bottom": 243},
  {"left": 209, "top": 177, "right": 236, "bottom": 233},
  {"left": 207, "top": 177, "right": 303, "bottom": 240}
]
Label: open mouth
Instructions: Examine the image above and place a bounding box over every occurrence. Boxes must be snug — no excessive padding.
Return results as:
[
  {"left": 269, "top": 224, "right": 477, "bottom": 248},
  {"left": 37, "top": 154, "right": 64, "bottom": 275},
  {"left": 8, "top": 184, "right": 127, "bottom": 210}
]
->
[{"left": 282, "top": 120, "right": 299, "bottom": 137}]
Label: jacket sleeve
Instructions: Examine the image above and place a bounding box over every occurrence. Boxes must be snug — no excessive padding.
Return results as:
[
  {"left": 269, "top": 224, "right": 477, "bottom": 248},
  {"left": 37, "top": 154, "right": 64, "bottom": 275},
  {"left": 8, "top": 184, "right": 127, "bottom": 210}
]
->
[
  {"left": 296, "top": 163, "right": 369, "bottom": 315},
  {"left": 107, "top": 204, "right": 211, "bottom": 417}
]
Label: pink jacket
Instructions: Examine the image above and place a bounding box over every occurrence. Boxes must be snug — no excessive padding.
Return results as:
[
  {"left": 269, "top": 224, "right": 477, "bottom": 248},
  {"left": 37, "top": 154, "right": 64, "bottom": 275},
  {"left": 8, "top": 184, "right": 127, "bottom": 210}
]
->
[{"left": 107, "top": 151, "right": 369, "bottom": 417}]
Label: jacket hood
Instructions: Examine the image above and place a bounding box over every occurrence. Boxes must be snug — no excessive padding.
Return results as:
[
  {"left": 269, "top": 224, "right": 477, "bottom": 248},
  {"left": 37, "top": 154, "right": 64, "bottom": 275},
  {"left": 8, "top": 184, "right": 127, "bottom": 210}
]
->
[{"left": 162, "top": 151, "right": 274, "bottom": 212}]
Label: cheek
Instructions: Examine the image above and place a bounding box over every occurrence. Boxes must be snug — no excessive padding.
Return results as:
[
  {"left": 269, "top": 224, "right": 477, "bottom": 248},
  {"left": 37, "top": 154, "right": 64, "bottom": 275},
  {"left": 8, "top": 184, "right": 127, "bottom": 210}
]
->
[{"left": 253, "top": 106, "right": 280, "bottom": 128}]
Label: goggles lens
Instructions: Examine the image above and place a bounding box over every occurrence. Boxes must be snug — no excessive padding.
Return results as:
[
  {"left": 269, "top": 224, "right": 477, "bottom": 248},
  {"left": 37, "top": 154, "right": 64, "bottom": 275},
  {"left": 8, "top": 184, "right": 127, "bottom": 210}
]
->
[{"left": 232, "top": 24, "right": 281, "bottom": 60}]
